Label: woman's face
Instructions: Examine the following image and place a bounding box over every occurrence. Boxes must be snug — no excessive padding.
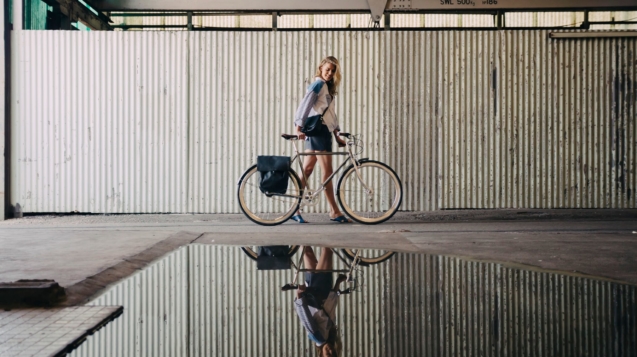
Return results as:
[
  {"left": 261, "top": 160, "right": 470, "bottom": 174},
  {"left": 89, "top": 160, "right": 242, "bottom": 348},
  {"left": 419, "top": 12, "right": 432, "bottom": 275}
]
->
[
  {"left": 322, "top": 343, "right": 337, "bottom": 357},
  {"left": 320, "top": 63, "right": 337, "bottom": 82}
]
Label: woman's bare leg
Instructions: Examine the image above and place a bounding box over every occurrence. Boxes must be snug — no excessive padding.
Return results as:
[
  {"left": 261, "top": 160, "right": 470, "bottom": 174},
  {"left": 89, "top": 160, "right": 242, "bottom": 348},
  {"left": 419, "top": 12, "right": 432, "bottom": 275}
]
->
[
  {"left": 299, "top": 150, "right": 317, "bottom": 189},
  {"left": 316, "top": 248, "right": 334, "bottom": 271},
  {"left": 302, "top": 246, "right": 318, "bottom": 270},
  {"left": 316, "top": 153, "right": 344, "bottom": 219},
  {"left": 296, "top": 151, "right": 317, "bottom": 216}
]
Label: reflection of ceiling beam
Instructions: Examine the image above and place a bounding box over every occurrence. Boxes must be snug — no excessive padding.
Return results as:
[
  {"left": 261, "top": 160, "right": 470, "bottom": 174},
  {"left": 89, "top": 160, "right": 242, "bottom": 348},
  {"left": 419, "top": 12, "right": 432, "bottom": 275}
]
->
[
  {"left": 85, "top": 0, "right": 637, "bottom": 12},
  {"left": 42, "top": 0, "right": 112, "bottom": 30}
]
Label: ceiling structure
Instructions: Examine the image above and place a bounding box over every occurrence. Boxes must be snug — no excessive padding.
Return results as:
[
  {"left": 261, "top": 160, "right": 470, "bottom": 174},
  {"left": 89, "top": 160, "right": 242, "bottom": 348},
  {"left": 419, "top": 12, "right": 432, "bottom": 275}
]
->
[{"left": 86, "top": 0, "right": 637, "bottom": 23}]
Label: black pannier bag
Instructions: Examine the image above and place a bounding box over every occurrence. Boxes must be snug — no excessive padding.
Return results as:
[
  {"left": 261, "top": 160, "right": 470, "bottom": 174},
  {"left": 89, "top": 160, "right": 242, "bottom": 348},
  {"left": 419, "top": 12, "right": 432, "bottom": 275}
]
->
[
  {"left": 257, "top": 156, "right": 290, "bottom": 196},
  {"left": 257, "top": 246, "right": 292, "bottom": 270}
]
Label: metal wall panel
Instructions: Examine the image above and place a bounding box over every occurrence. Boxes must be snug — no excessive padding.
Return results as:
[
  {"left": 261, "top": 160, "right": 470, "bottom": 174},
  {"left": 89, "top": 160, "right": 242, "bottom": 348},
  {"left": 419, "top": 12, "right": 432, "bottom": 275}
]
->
[
  {"left": 439, "top": 31, "right": 637, "bottom": 208},
  {"left": 10, "top": 31, "right": 190, "bottom": 212},
  {"left": 186, "top": 31, "right": 408, "bottom": 213},
  {"left": 10, "top": 30, "right": 636, "bottom": 212},
  {"left": 506, "top": 11, "right": 585, "bottom": 28},
  {"left": 110, "top": 12, "right": 188, "bottom": 31},
  {"left": 70, "top": 245, "right": 637, "bottom": 356},
  {"left": 589, "top": 11, "right": 637, "bottom": 30}
]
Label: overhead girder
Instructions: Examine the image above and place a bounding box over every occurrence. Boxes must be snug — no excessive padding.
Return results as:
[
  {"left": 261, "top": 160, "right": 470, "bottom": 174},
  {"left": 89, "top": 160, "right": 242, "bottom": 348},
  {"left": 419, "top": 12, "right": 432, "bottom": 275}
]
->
[
  {"left": 43, "top": 0, "right": 112, "bottom": 30},
  {"left": 86, "top": 0, "right": 637, "bottom": 13}
]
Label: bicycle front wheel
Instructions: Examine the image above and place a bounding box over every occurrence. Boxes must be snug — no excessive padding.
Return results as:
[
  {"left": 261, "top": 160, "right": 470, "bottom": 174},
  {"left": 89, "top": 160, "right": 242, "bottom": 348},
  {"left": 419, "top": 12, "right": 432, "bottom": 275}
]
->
[
  {"left": 336, "top": 160, "right": 402, "bottom": 224},
  {"left": 237, "top": 165, "right": 302, "bottom": 226}
]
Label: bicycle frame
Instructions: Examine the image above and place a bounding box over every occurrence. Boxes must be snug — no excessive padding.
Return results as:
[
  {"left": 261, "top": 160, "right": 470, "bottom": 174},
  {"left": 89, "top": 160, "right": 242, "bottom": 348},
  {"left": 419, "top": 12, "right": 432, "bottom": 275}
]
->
[
  {"left": 288, "top": 247, "right": 361, "bottom": 293},
  {"left": 273, "top": 135, "right": 374, "bottom": 205}
]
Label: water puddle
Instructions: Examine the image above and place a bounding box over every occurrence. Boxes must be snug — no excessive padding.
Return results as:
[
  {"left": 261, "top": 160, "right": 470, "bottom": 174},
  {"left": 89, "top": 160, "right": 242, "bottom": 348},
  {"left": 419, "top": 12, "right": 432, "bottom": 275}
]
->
[{"left": 70, "top": 244, "right": 636, "bottom": 356}]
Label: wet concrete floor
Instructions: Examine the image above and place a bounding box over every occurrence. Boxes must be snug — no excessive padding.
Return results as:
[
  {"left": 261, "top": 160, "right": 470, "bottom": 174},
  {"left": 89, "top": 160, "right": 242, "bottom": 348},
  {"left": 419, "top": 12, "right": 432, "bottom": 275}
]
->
[{"left": 0, "top": 210, "right": 636, "bottom": 305}]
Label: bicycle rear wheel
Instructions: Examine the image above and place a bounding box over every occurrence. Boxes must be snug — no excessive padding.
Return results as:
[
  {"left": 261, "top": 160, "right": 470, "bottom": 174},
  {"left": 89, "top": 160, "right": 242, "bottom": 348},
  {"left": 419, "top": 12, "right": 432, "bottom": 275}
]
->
[
  {"left": 341, "top": 248, "right": 395, "bottom": 266},
  {"left": 237, "top": 165, "right": 302, "bottom": 226},
  {"left": 336, "top": 160, "right": 402, "bottom": 224}
]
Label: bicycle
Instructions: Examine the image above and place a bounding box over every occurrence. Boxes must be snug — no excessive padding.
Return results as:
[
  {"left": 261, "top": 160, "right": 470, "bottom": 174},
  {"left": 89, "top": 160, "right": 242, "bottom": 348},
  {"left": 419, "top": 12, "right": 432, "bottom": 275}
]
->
[
  {"left": 241, "top": 246, "right": 395, "bottom": 266},
  {"left": 237, "top": 133, "right": 403, "bottom": 226},
  {"left": 241, "top": 246, "right": 395, "bottom": 293}
]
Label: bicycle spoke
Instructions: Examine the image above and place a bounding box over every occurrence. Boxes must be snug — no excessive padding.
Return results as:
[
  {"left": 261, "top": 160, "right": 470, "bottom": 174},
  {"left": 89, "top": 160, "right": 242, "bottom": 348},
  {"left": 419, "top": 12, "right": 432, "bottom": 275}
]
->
[
  {"left": 337, "top": 161, "right": 402, "bottom": 224},
  {"left": 237, "top": 166, "right": 301, "bottom": 225}
]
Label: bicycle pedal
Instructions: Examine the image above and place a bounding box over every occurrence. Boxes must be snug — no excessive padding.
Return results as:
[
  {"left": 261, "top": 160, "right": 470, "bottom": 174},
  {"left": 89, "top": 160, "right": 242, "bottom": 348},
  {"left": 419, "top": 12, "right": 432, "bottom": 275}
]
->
[{"left": 281, "top": 283, "right": 298, "bottom": 291}]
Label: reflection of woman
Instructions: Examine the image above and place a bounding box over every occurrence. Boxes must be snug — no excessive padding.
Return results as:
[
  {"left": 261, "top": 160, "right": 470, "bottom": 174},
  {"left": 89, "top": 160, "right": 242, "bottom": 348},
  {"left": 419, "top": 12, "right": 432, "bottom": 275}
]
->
[
  {"left": 293, "top": 247, "right": 346, "bottom": 357},
  {"left": 292, "top": 56, "right": 350, "bottom": 224}
]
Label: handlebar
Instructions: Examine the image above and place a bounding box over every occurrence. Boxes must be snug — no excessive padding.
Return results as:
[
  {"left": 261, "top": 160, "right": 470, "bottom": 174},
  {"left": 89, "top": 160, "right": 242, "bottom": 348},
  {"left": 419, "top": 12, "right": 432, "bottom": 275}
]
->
[{"left": 281, "top": 132, "right": 351, "bottom": 141}]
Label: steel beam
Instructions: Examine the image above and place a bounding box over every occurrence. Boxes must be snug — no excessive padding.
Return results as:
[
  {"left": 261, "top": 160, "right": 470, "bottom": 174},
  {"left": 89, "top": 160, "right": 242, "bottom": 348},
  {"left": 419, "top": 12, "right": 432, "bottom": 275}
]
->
[
  {"left": 549, "top": 31, "right": 637, "bottom": 38},
  {"left": 42, "top": 0, "right": 112, "bottom": 30},
  {"left": 0, "top": 0, "right": 5, "bottom": 219},
  {"left": 368, "top": 0, "right": 387, "bottom": 22},
  {"left": 86, "top": 0, "right": 636, "bottom": 11}
]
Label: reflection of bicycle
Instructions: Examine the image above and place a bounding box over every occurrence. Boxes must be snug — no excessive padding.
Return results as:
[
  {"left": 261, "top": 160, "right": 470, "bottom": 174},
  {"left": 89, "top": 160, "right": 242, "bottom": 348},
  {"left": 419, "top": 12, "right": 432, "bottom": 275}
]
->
[
  {"left": 282, "top": 247, "right": 391, "bottom": 294},
  {"left": 241, "top": 246, "right": 395, "bottom": 266},
  {"left": 237, "top": 133, "right": 402, "bottom": 226},
  {"left": 242, "top": 246, "right": 394, "bottom": 294}
]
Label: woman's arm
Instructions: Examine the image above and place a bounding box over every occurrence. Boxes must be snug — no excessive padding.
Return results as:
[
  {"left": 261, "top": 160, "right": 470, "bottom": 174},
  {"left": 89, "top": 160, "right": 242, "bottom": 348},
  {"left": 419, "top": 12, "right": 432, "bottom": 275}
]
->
[
  {"left": 297, "top": 284, "right": 307, "bottom": 299},
  {"left": 294, "top": 80, "right": 324, "bottom": 134},
  {"left": 332, "top": 274, "right": 347, "bottom": 292},
  {"left": 333, "top": 130, "right": 346, "bottom": 148},
  {"left": 296, "top": 126, "right": 306, "bottom": 141}
]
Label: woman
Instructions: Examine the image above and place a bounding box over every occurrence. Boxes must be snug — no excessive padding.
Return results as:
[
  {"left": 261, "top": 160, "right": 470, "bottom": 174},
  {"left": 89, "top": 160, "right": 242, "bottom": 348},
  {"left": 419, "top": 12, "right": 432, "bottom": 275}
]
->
[
  {"left": 292, "top": 56, "right": 350, "bottom": 224},
  {"left": 293, "top": 247, "right": 346, "bottom": 357}
]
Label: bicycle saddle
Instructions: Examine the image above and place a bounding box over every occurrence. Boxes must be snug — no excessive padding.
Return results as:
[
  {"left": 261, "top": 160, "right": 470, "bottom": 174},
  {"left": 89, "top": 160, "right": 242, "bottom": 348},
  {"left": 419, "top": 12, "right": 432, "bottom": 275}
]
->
[{"left": 281, "top": 283, "right": 299, "bottom": 291}]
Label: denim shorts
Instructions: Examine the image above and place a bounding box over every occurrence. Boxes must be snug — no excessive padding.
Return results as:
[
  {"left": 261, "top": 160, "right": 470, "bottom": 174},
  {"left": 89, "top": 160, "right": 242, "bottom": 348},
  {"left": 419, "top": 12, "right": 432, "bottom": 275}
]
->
[{"left": 305, "top": 124, "right": 332, "bottom": 152}]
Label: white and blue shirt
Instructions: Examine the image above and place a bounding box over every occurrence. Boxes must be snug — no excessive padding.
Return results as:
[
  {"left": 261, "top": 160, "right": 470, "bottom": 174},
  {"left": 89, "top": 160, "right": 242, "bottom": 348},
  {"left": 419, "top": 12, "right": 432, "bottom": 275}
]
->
[{"left": 294, "top": 77, "right": 340, "bottom": 133}]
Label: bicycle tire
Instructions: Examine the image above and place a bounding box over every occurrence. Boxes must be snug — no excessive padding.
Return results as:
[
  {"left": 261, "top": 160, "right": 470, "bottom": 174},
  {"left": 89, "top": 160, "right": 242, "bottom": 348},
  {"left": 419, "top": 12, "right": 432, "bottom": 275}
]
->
[
  {"left": 241, "top": 246, "right": 301, "bottom": 261},
  {"left": 336, "top": 160, "right": 402, "bottom": 225},
  {"left": 341, "top": 248, "right": 395, "bottom": 266},
  {"left": 237, "top": 164, "right": 302, "bottom": 226}
]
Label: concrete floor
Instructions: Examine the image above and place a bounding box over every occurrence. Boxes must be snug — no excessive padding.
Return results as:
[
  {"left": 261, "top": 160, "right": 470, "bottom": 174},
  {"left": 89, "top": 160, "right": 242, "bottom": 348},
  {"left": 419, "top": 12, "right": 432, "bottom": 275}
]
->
[{"left": 0, "top": 210, "right": 636, "bottom": 305}]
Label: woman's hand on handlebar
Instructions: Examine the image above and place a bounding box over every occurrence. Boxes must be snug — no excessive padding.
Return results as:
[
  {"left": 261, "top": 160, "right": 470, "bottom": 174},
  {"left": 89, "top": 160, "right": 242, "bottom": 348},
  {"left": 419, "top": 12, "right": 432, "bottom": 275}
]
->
[
  {"left": 334, "top": 131, "right": 346, "bottom": 147},
  {"left": 297, "top": 284, "right": 307, "bottom": 298}
]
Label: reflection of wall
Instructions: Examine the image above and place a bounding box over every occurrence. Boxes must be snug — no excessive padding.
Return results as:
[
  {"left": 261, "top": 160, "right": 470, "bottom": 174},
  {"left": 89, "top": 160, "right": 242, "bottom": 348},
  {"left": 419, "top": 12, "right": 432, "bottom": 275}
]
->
[
  {"left": 71, "top": 245, "right": 387, "bottom": 357},
  {"left": 10, "top": 30, "right": 637, "bottom": 213},
  {"left": 383, "top": 254, "right": 637, "bottom": 356},
  {"left": 71, "top": 245, "right": 636, "bottom": 356}
]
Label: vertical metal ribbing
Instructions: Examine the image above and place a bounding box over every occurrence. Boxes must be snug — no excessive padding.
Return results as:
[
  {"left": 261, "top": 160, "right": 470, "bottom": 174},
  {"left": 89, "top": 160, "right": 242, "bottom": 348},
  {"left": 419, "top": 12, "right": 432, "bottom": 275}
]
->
[
  {"left": 10, "top": 30, "right": 637, "bottom": 213},
  {"left": 11, "top": 31, "right": 190, "bottom": 213}
]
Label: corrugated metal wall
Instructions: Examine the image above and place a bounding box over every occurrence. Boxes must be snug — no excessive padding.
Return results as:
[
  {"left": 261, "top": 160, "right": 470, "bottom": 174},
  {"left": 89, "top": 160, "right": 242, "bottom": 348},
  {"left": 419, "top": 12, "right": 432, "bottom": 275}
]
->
[
  {"left": 438, "top": 31, "right": 637, "bottom": 208},
  {"left": 11, "top": 31, "right": 190, "bottom": 212},
  {"left": 70, "top": 245, "right": 637, "bottom": 357},
  {"left": 10, "top": 30, "right": 636, "bottom": 213}
]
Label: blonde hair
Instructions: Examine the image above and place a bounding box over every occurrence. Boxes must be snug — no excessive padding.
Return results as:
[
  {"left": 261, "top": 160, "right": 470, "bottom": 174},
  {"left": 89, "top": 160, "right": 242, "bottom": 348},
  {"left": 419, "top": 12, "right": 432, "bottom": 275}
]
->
[
  {"left": 314, "top": 56, "right": 341, "bottom": 96},
  {"left": 315, "top": 326, "right": 342, "bottom": 357}
]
